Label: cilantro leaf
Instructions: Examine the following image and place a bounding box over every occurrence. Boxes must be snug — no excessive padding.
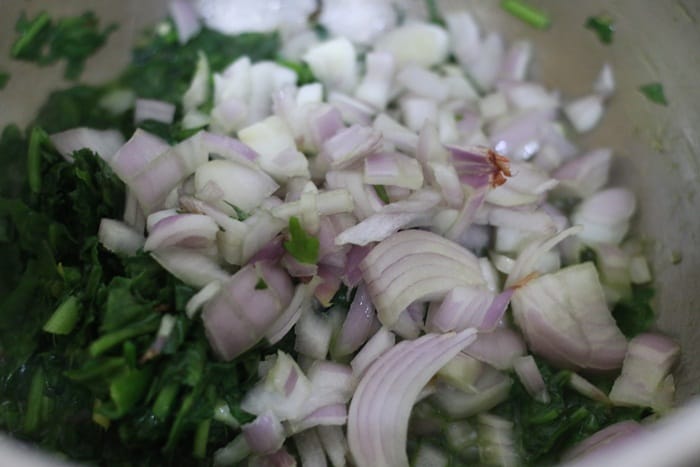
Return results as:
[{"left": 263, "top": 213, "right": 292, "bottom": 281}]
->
[
  {"left": 283, "top": 216, "right": 320, "bottom": 264},
  {"left": 639, "top": 83, "right": 668, "bottom": 106},
  {"left": 585, "top": 15, "right": 615, "bottom": 44},
  {"left": 501, "top": 0, "right": 551, "bottom": 30},
  {"left": 374, "top": 184, "right": 391, "bottom": 204}
]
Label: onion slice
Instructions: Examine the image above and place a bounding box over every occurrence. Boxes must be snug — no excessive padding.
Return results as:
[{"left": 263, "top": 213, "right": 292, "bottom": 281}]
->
[{"left": 347, "top": 329, "right": 477, "bottom": 467}]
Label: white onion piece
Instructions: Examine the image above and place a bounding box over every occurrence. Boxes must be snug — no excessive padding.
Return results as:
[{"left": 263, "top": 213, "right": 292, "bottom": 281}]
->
[
  {"left": 294, "top": 429, "right": 327, "bottom": 467},
  {"left": 564, "top": 94, "right": 605, "bottom": 133},
  {"left": 321, "top": 124, "right": 383, "bottom": 169},
  {"left": 364, "top": 152, "right": 424, "bottom": 189},
  {"left": 202, "top": 262, "right": 294, "bottom": 360},
  {"left": 397, "top": 65, "right": 449, "bottom": 102},
  {"left": 374, "top": 22, "right": 449, "bottom": 68},
  {"left": 183, "top": 51, "right": 209, "bottom": 112},
  {"left": 194, "top": 160, "right": 279, "bottom": 214},
  {"left": 564, "top": 421, "right": 643, "bottom": 462},
  {"left": 134, "top": 98, "right": 176, "bottom": 124},
  {"left": 609, "top": 333, "right": 680, "bottom": 409},
  {"left": 144, "top": 213, "right": 219, "bottom": 251},
  {"left": 445, "top": 12, "right": 480, "bottom": 70},
  {"left": 499, "top": 40, "right": 532, "bottom": 82},
  {"left": 248, "top": 447, "right": 297, "bottom": 467},
  {"left": 436, "top": 352, "right": 482, "bottom": 393},
  {"left": 575, "top": 187, "right": 636, "bottom": 226},
  {"left": 242, "top": 411, "right": 285, "bottom": 455},
  {"left": 464, "top": 328, "right": 526, "bottom": 370},
  {"left": 98, "top": 218, "right": 145, "bottom": 256},
  {"left": 467, "top": 32, "right": 504, "bottom": 91},
  {"left": 335, "top": 190, "right": 440, "bottom": 246},
  {"left": 569, "top": 373, "right": 610, "bottom": 403},
  {"left": 321, "top": 0, "right": 396, "bottom": 44},
  {"left": 354, "top": 51, "right": 396, "bottom": 110},
  {"left": 347, "top": 329, "right": 477, "bottom": 467},
  {"left": 333, "top": 283, "right": 378, "bottom": 357},
  {"left": 196, "top": 0, "right": 316, "bottom": 35},
  {"left": 511, "top": 262, "right": 628, "bottom": 371},
  {"left": 479, "top": 92, "right": 509, "bottom": 121},
  {"left": 425, "top": 285, "right": 494, "bottom": 332},
  {"left": 325, "top": 170, "right": 381, "bottom": 220},
  {"left": 489, "top": 207, "right": 557, "bottom": 234},
  {"left": 318, "top": 425, "right": 349, "bottom": 467},
  {"left": 302, "top": 361, "right": 354, "bottom": 414},
  {"left": 594, "top": 63, "right": 615, "bottom": 99},
  {"left": 431, "top": 365, "right": 512, "bottom": 418},
  {"left": 303, "top": 37, "right": 358, "bottom": 93},
  {"left": 413, "top": 443, "right": 448, "bottom": 467},
  {"left": 351, "top": 327, "right": 395, "bottom": 378},
  {"left": 373, "top": 113, "right": 419, "bottom": 154},
  {"left": 360, "top": 229, "right": 484, "bottom": 327},
  {"left": 401, "top": 97, "right": 439, "bottom": 132},
  {"left": 213, "top": 434, "right": 250, "bottom": 466},
  {"left": 266, "top": 279, "right": 319, "bottom": 345},
  {"left": 50, "top": 127, "right": 124, "bottom": 162},
  {"left": 270, "top": 189, "right": 354, "bottom": 223},
  {"left": 238, "top": 116, "right": 309, "bottom": 181},
  {"left": 290, "top": 404, "right": 348, "bottom": 435},
  {"left": 151, "top": 247, "right": 229, "bottom": 288},
  {"left": 554, "top": 148, "right": 612, "bottom": 198},
  {"left": 247, "top": 62, "right": 298, "bottom": 125},
  {"left": 328, "top": 91, "right": 376, "bottom": 126},
  {"left": 513, "top": 355, "right": 549, "bottom": 403},
  {"left": 185, "top": 280, "right": 222, "bottom": 318},
  {"left": 122, "top": 188, "right": 146, "bottom": 233},
  {"left": 629, "top": 255, "right": 652, "bottom": 284},
  {"left": 242, "top": 350, "right": 312, "bottom": 421},
  {"left": 294, "top": 308, "right": 335, "bottom": 360},
  {"left": 478, "top": 414, "right": 519, "bottom": 467}
]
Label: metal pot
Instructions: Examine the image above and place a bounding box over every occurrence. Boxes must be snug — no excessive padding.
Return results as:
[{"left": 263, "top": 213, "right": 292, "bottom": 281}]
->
[{"left": 1, "top": 0, "right": 699, "bottom": 465}]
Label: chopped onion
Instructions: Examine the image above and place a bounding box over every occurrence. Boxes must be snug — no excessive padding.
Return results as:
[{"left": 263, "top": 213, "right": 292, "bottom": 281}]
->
[
  {"left": 431, "top": 364, "right": 512, "bottom": 418},
  {"left": 169, "top": 0, "right": 202, "bottom": 43},
  {"left": 350, "top": 327, "right": 395, "bottom": 378},
  {"left": 185, "top": 280, "right": 222, "bottom": 318},
  {"left": 564, "top": 420, "right": 644, "bottom": 462},
  {"left": 294, "top": 429, "right": 327, "bottom": 467},
  {"left": 363, "top": 151, "right": 424, "bottom": 189},
  {"left": 202, "top": 262, "right": 294, "bottom": 360},
  {"left": 513, "top": 355, "right": 549, "bottom": 403},
  {"left": 553, "top": 148, "right": 612, "bottom": 198},
  {"left": 564, "top": 94, "right": 604, "bottom": 134},
  {"left": 319, "top": 0, "right": 396, "bottom": 45},
  {"left": 347, "top": 329, "right": 477, "bottom": 467},
  {"left": 318, "top": 425, "right": 349, "bottom": 467},
  {"left": 50, "top": 128, "right": 125, "bottom": 162},
  {"left": 151, "top": 247, "right": 229, "bottom": 288},
  {"left": 144, "top": 213, "right": 219, "bottom": 251},
  {"left": 464, "top": 328, "right": 526, "bottom": 370},
  {"left": 134, "top": 98, "right": 176, "bottom": 124},
  {"left": 569, "top": 373, "right": 610, "bottom": 403},
  {"left": 303, "top": 37, "right": 358, "bottom": 93},
  {"left": 333, "top": 283, "right": 378, "bottom": 357},
  {"left": 594, "top": 63, "right": 615, "bottom": 99},
  {"left": 98, "top": 218, "right": 145, "bottom": 256},
  {"left": 360, "top": 229, "right": 484, "bottom": 327},
  {"left": 511, "top": 262, "right": 628, "bottom": 370},
  {"left": 609, "top": 333, "right": 680, "bottom": 409},
  {"left": 321, "top": 124, "right": 383, "bottom": 169},
  {"left": 242, "top": 411, "right": 285, "bottom": 455},
  {"left": 374, "top": 22, "right": 449, "bottom": 68}
]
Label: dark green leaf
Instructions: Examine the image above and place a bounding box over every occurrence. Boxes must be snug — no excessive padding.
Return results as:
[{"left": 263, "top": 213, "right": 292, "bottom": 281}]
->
[
  {"left": 276, "top": 58, "right": 317, "bottom": 85},
  {"left": 374, "top": 184, "right": 391, "bottom": 204},
  {"left": 639, "top": 82, "right": 668, "bottom": 106},
  {"left": 585, "top": 15, "right": 615, "bottom": 44},
  {"left": 612, "top": 285, "right": 656, "bottom": 338},
  {"left": 0, "top": 71, "right": 9, "bottom": 90},
  {"left": 425, "top": 0, "right": 446, "bottom": 26},
  {"left": 283, "top": 216, "right": 320, "bottom": 264}
]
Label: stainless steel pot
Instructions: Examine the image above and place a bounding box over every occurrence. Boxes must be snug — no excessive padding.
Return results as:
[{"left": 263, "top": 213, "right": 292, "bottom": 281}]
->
[{"left": 1, "top": 0, "right": 699, "bottom": 464}]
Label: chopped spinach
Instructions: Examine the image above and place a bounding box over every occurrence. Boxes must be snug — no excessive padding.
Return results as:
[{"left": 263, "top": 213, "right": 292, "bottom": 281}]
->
[
  {"left": 501, "top": 0, "right": 551, "bottom": 30},
  {"left": 0, "top": 71, "right": 9, "bottom": 90},
  {"left": 612, "top": 284, "right": 656, "bottom": 338},
  {"left": 11, "top": 11, "right": 116, "bottom": 80},
  {"left": 494, "top": 358, "right": 649, "bottom": 465}
]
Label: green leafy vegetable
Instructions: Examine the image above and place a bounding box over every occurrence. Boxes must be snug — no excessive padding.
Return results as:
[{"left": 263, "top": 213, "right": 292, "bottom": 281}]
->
[
  {"left": 612, "top": 285, "right": 656, "bottom": 338},
  {"left": 0, "top": 71, "right": 9, "bottom": 90},
  {"left": 283, "top": 216, "right": 320, "bottom": 264},
  {"left": 501, "top": 0, "right": 551, "bottom": 30},
  {"left": 11, "top": 11, "right": 116, "bottom": 80},
  {"left": 494, "top": 358, "right": 649, "bottom": 465},
  {"left": 639, "top": 82, "right": 669, "bottom": 106},
  {"left": 276, "top": 58, "right": 317, "bottom": 85},
  {"left": 585, "top": 15, "right": 615, "bottom": 44}
]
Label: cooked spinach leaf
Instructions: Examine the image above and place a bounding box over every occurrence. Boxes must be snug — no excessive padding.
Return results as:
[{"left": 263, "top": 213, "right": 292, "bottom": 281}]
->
[
  {"left": 639, "top": 82, "right": 668, "bottom": 106},
  {"left": 585, "top": 15, "right": 615, "bottom": 44}
]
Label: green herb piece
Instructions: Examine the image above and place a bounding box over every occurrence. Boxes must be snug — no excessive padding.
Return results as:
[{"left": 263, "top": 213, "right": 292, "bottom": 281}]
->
[
  {"left": 494, "top": 358, "right": 649, "bottom": 465},
  {"left": 0, "top": 71, "right": 9, "bottom": 90},
  {"left": 425, "top": 0, "right": 446, "bottom": 26},
  {"left": 43, "top": 295, "right": 80, "bottom": 334},
  {"left": 11, "top": 11, "right": 116, "bottom": 80},
  {"left": 276, "top": 58, "right": 317, "bottom": 85},
  {"left": 255, "top": 278, "right": 268, "bottom": 290},
  {"left": 283, "top": 216, "right": 320, "bottom": 264},
  {"left": 501, "top": 0, "right": 551, "bottom": 29},
  {"left": 374, "top": 184, "right": 391, "bottom": 204},
  {"left": 585, "top": 15, "right": 615, "bottom": 44},
  {"left": 639, "top": 82, "right": 668, "bottom": 106},
  {"left": 23, "top": 367, "right": 45, "bottom": 433},
  {"left": 612, "top": 285, "right": 656, "bottom": 338},
  {"left": 578, "top": 246, "right": 598, "bottom": 266}
]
